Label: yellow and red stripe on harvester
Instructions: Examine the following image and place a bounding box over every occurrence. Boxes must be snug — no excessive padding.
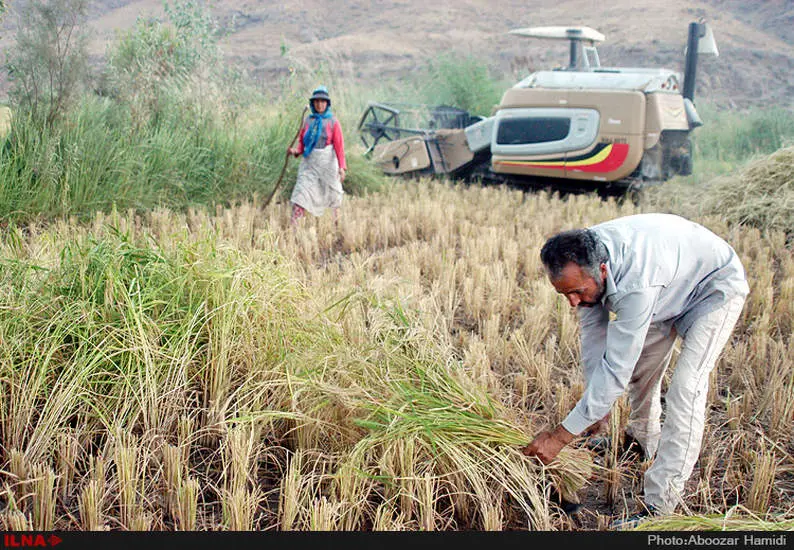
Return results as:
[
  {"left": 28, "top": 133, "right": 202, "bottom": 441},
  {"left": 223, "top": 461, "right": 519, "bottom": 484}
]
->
[{"left": 494, "top": 142, "right": 630, "bottom": 173}]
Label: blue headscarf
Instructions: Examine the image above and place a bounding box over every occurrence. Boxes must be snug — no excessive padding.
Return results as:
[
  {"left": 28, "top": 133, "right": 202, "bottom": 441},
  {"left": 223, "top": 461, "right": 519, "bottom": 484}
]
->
[{"left": 302, "top": 92, "right": 333, "bottom": 158}]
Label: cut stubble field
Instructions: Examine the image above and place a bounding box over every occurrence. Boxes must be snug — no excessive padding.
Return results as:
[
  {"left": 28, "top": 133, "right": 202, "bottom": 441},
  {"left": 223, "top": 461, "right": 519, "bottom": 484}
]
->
[{"left": 0, "top": 180, "right": 792, "bottom": 531}]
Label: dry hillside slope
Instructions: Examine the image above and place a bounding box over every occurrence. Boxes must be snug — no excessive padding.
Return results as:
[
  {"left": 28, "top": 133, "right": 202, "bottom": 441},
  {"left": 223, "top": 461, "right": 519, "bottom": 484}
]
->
[{"left": 3, "top": 0, "right": 794, "bottom": 108}]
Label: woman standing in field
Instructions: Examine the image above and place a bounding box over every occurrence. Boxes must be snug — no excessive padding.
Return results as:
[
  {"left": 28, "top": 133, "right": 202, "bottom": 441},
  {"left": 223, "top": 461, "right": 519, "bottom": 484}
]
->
[{"left": 287, "top": 86, "right": 347, "bottom": 227}]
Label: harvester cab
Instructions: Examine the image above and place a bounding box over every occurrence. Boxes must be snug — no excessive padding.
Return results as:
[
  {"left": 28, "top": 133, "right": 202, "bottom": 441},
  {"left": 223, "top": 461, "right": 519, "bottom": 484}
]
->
[{"left": 358, "top": 21, "right": 718, "bottom": 194}]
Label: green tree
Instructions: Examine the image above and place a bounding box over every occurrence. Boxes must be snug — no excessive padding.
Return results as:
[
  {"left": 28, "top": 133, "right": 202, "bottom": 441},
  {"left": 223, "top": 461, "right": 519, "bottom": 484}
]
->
[{"left": 6, "top": 0, "right": 91, "bottom": 126}]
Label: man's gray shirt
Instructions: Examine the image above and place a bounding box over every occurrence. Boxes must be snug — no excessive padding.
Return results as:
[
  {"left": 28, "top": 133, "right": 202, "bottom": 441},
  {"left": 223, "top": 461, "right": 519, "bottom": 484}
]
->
[{"left": 561, "top": 213, "right": 750, "bottom": 436}]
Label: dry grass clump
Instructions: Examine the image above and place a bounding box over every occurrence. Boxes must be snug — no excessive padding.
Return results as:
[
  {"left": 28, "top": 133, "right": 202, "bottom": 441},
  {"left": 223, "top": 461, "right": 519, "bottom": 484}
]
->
[
  {"left": 0, "top": 179, "right": 791, "bottom": 531},
  {"left": 696, "top": 147, "right": 793, "bottom": 236}
]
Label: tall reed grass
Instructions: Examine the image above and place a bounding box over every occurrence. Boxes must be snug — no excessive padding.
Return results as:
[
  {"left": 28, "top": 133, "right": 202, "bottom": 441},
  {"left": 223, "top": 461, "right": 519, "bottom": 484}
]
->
[{"left": 0, "top": 79, "right": 384, "bottom": 224}]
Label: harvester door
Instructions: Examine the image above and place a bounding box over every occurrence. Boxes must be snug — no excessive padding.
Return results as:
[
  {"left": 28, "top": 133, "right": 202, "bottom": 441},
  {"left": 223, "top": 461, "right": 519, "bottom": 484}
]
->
[{"left": 565, "top": 90, "right": 646, "bottom": 183}]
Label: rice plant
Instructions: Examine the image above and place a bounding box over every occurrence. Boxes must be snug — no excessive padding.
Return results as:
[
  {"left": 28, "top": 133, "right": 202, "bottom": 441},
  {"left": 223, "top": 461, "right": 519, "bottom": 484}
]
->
[{"left": 0, "top": 152, "right": 791, "bottom": 531}]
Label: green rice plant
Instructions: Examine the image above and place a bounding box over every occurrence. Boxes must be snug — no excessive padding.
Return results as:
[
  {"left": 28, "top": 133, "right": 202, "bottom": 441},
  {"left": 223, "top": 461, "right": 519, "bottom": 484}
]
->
[
  {"left": 0, "top": 212, "right": 310, "bottom": 528},
  {"left": 285, "top": 295, "right": 595, "bottom": 530}
]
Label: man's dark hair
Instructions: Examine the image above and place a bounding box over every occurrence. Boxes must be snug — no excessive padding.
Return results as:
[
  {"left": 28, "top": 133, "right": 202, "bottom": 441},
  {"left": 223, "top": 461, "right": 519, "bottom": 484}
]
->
[{"left": 540, "top": 229, "right": 609, "bottom": 280}]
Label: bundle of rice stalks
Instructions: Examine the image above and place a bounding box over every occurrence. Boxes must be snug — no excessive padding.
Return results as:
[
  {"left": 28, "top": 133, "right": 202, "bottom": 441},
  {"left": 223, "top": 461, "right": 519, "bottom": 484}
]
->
[
  {"left": 703, "top": 146, "right": 794, "bottom": 235},
  {"left": 292, "top": 296, "right": 596, "bottom": 530},
  {"left": 346, "top": 379, "right": 594, "bottom": 529}
]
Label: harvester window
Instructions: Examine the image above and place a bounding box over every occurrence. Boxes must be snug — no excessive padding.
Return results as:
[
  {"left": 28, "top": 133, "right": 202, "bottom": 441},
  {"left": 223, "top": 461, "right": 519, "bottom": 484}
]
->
[
  {"left": 583, "top": 46, "right": 600, "bottom": 69},
  {"left": 496, "top": 117, "right": 571, "bottom": 145}
]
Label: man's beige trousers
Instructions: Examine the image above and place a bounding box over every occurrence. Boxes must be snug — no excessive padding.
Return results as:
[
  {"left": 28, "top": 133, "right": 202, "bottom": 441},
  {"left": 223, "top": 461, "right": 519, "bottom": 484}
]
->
[{"left": 625, "top": 295, "right": 746, "bottom": 514}]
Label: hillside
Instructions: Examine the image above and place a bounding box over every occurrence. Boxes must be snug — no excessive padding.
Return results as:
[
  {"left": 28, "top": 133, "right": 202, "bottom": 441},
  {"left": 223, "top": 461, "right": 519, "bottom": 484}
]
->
[{"left": 3, "top": 0, "right": 794, "bottom": 109}]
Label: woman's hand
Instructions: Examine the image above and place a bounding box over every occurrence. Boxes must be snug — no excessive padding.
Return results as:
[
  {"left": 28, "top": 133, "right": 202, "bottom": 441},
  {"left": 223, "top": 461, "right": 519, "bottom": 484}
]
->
[
  {"left": 287, "top": 147, "right": 300, "bottom": 157},
  {"left": 339, "top": 168, "right": 346, "bottom": 182}
]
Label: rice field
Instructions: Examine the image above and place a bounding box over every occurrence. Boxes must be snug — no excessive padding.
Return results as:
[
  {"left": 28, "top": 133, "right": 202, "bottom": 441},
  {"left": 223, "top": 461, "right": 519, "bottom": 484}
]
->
[{"left": 1, "top": 179, "right": 792, "bottom": 531}]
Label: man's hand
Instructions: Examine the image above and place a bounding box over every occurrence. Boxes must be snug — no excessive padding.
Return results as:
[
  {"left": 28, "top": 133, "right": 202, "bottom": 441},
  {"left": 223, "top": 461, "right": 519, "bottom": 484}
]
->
[
  {"left": 288, "top": 147, "right": 300, "bottom": 157},
  {"left": 521, "top": 425, "right": 575, "bottom": 465},
  {"left": 339, "top": 168, "right": 346, "bottom": 182},
  {"left": 584, "top": 412, "right": 611, "bottom": 436}
]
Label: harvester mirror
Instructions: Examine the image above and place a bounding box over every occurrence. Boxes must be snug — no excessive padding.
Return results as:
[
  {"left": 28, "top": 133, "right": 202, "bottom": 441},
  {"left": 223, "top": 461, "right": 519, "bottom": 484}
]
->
[
  {"left": 684, "top": 23, "right": 719, "bottom": 58},
  {"left": 698, "top": 24, "right": 719, "bottom": 57}
]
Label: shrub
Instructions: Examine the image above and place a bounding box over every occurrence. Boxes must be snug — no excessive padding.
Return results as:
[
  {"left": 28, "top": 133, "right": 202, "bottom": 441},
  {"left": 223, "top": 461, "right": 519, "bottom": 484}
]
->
[
  {"left": 6, "top": 0, "right": 91, "bottom": 126},
  {"left": 104, "top": 0, "right": 221, "bottom": 128},
  {"left": 418, "top": 54, "right": 506, "bottom": 117}
]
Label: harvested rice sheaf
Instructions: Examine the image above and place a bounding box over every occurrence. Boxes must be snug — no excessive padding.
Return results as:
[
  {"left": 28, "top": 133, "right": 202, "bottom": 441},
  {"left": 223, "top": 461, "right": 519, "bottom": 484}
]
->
[
  {"left": 289, "top": 296, "right": 596, "bottom": 528},
  {"left": 704, "top": 146, "right": 794, "bottom": 234},
  {"left": 349, "top": 303, "right": 594, "bottom": 513}
]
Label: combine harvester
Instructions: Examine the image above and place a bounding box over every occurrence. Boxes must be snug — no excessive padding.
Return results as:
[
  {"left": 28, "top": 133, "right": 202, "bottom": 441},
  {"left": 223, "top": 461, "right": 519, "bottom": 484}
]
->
[{"left": 358, "top": 22, "right": 718, "bottom": 196}]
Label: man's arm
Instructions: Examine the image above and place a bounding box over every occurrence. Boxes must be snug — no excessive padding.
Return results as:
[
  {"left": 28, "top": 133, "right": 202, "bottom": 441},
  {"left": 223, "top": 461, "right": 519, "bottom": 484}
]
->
[
  {"left": 579, "top": 305, "right": 609, "bottom": 386},
  {"left": 523, "top": 288, "right": 661, "bottom": 464},
  {"left": 578, "top": 306, "right": 612, "bottom": 434},
  {"left": 562, "top": 287, "right": 661, "bottom": 436}
]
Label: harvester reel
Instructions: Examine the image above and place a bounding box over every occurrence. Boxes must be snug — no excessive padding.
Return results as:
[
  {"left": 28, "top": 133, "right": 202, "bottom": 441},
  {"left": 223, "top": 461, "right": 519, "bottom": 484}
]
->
[{"left": 358, "top": 102, "right": 402, "bottom": 154}]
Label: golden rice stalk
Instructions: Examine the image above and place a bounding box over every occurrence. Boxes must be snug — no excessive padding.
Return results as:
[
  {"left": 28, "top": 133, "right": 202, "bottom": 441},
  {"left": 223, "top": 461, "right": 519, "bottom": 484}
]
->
[
  {"left": 308, "top": 497, "right": 342, "bottom": 531},
  {"left": 30, "top": 464, "right": 56, "bottom": 531},
  {"left": 418, "top": 473, "right": 437, "bottom": 531},
  {"left": 56, "top": 430, "right": 79, "bottom": 499},
  {"left": 480, "top": 497, "right": 504, "bottom": 531},
  {"left": 223, "top": 426, "right": 257, "bottom": 495},
  {"left": 78, "top": 479, "right": 105, "bottom": 531},
  {"left": 113, "top": 438, "right": 141, "bottom": 530},
  {"left": 372, "top": 500, "right": 408, "bottom": 531},
  {"left": 278, "top": 451, "right": 303, "bottom": 531},
  {"left": 130, "top": 512, "right": 153, "bottom": 531},
  {"left": 4, "top": 510, "right": 32, "bottom": 531},
  {"left": 8, "top": 449, "right": 29, "bottom": 485},
  {"left": 174, "top": 478, "right": 200, "bottom": 531},
  {"left": 222, "top": 486, "right": 262, "bottom": 531},
  {"left": 161, "top": 444, "right": 183, "bottom": 517},
  {"left": 747, "top": 441, "right": 776, "bottom": 513},
  {"left": 177, "top": 416, "right": 193, "bottom": 464},
  {"left": 634, "top": 506, "right": 794, "bottom": 531}
]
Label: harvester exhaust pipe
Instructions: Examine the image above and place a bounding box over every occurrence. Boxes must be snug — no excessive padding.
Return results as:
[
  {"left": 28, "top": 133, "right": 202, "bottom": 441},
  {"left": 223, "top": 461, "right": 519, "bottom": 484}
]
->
[
  {"left": 682, "top": 21, "right": 718, "bottom": 102},
  {"left": 682, "top": 22, "right": 703, "bottom": 102}
]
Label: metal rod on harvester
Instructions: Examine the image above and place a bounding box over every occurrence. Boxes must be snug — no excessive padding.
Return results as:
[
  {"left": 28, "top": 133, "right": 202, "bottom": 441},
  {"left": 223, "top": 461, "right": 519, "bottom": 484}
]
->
[{"left": 262, "top": 105, "right": 309, "bottom": 210}]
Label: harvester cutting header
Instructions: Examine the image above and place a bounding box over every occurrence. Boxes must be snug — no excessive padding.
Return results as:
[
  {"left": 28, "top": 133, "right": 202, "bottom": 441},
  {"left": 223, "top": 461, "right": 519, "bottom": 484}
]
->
[{"left": 358, "top": 22, "right": 719, "bottom": 194}]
